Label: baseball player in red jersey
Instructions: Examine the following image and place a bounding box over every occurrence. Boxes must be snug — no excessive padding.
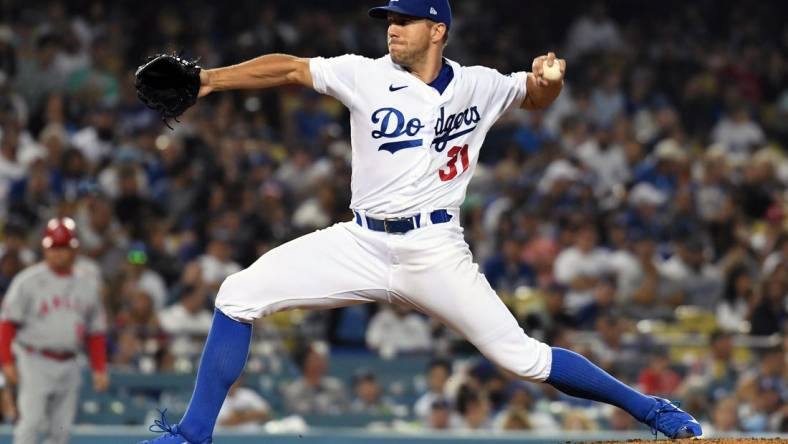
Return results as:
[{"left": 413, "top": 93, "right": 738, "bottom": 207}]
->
[{"left": 0, "top": 217, "right": 109, "bottom": 444}]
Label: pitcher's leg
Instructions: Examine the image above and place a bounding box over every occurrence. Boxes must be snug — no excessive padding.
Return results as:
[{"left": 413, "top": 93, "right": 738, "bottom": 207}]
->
[
  {"left": 215, "top": 223, "right": 387, "bottom": 321},
  {"left": 392, "top": 251, "right": 552, "bottom": 381},
  {"left": 146, "top": 223, "right": 388, "bottom": 444},
  {"left": 393, "top": 225, "right": 701, "bottom": 438},
  {"left": 177, "top": 309, "right": 252, "bottom": 442}
]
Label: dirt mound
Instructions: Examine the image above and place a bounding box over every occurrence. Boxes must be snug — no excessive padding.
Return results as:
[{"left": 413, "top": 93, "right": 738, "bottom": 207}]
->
[{"left": 582, "top": 439, "right": 786, "bottom": 444}]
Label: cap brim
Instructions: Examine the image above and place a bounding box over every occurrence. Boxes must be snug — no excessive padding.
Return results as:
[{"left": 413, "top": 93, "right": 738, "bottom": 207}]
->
[{"left": 369, "top": 6, "right": 420, "bottom": 19}]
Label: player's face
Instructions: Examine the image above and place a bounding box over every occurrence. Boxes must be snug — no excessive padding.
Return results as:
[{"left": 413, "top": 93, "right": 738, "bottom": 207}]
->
[
  {"left": 44, "top": 247, "right": 76, "bottom": 271},
  {"left": 387, "top": 13, "right": 433, "bottom": 67}
]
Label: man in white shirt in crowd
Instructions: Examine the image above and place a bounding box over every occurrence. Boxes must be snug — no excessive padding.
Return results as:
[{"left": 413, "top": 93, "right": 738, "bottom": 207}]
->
[
  {"left": 414, "top": 358, "right": 452, "bottom": 418},
  {"left": 197, "top": 235, "right": 241, "bottom": 291},
  {"left": 366, "top": 304, "right": 432, "bottom": 357},
  {"left": 159, "top": 285, "right": 213, "bottom": 360},
  {"left": 216, "top": 377, "right": 270, "bottom": 431},
  {"left": 554, "top": 224, "right": 612, "bottom": 313}
]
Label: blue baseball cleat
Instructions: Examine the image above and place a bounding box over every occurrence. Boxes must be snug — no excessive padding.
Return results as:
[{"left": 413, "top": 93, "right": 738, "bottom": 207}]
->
[
  {"left": 644, "top": 397, "right": 703, "bottom": 439},
  {"left": 138, "top": 410, "right": 212, "bottom": 444}
]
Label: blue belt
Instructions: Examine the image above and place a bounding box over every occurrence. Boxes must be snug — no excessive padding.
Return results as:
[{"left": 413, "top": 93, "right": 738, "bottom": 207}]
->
[{"left": 354, "top": 209, "right": 453, "bottom": 234}]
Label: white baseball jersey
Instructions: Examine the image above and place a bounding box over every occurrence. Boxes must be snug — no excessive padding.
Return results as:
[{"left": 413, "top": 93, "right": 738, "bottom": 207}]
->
[
  {"left": 215, "top": 54, "right": 552, "bottom": 384},
  {"left": 310, "top": 55, "right": 527, "bottom": 216}
]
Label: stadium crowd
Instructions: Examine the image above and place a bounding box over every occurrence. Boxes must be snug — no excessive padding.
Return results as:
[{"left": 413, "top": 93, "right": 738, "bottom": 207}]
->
[{"left": 0, "top": 0, "right": 785, "bottom": 435}]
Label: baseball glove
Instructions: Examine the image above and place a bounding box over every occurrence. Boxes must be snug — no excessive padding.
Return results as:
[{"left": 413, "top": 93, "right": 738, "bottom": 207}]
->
[{"left": 135, "top": 53, "right": 202, "bottom": 127}]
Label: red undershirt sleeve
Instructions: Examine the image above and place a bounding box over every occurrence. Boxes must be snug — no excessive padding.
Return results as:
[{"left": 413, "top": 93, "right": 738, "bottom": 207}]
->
[
  {"left": 0, "top": 321, "right": 17, "bottom": 365},
  {"left": 86, "top": 334, "right": 107, "bottom": 372}
]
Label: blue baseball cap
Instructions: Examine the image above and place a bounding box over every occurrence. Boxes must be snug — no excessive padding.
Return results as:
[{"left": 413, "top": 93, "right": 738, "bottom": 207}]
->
[{"left": 369, "top": 0, "right": 452, "bottom": 30}]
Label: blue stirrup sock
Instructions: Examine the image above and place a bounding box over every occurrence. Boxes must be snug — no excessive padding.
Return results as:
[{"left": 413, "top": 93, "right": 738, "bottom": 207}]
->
[
  {"left": 178, "top": 309, "right": 252, "bottom": 442},
  {"left": 545, "top": 347, "right": 656, "bottom": 421}
]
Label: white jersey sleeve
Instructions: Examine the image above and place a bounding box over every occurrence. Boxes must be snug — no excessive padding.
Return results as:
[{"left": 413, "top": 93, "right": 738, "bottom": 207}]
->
[
  {"left": 309, "top": 54, "right": 368, "bottom": 109},
  {"left": 468, "top": 67, "right": 528, "bottom": 125},
  {"left": 0, "top": 274, "right": 28, "bottom": 324}
]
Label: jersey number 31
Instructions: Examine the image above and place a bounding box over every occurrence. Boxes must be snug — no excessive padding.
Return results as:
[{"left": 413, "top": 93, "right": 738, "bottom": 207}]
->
[{"left": 439, "top": 144, "right": 470, "bottom": 182}]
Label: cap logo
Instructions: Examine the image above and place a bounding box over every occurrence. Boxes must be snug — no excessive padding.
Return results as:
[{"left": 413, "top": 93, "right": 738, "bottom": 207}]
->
[{"left": 430, "top": 7, "right": 438, "bottom": 14}]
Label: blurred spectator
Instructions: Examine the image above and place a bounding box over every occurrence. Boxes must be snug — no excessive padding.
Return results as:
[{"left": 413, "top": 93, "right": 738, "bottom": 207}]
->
[
  {"left": 13, "top": 32, "right": 65, "bottom": 112},
  {"left": 366, "top": 304, "right": 432, "bottom": 357},
  {"left": 159, "top": 286, "right": 212, "bottom": 335},
  {"left": 736, "top": 346, "right": 785, "bottom": 432},
  {"left": 624, "top": 182, "right": 670, "bottom": 241},
  {"left": 637, "top": 348, "right": 683, "bottom": 397},
  {"left": 143, "top": 220, "right": 182, "bottom": 286},
  {"left": 111, "top": 328, "right": 142, "bottom": 371},
  {"left": 704, "top": 397, "right": 741, "bottom": 434},
  {"left": 0, "top": 125, "right": 27, "bottom": 198},
  {"left": 711, "top": 105, "right": 765, "bottom": 163},
  {"left": 695, "top": 147, "right": 732, "bottom": 224},
  {"left": 660, "top": 237, "right": 723, "bottom": 310},
  {"left": 282, "top": 341, "right": 349, "bottom": 414},
  {"left": 291, "top": 182, "right": 338, "bottom": 230},
  {"left": 71, "top": 106, "right": 117, "bottom": 165},
  {"left": 483, "top": 237, "right": 535, "bottom": 293},
  {"left": 120, "top": 242, "right": 168, "bottom": 310},
  {"left": 348, "top": 370, "right": 400, "bottom": 415},
  {"left": 632, "top": 138, "right": 687, "bottom": 197},
  {"left": 115, "top": 288, "right": 160, "bottom": 336},
  {"left": 217, "top": 377, "right": 271, "bottom": 431},
  {"left": 522, "top": 283, "right": 575, "bottom": 336},
  {"left": 414, "top": 359, "right": 453, "bottom": 419},
  {"left": 0, "top": 251, "right": 23, "bottom": 297},
  {"left": 455, "top": 385, "right": 491, "bottom": 431},
  {"left": 606, "top": 406, "right": 637, "bottom": 432},
  {"left": 75, "top": 191, "right": 128, "bottom": 273},
  {"left": 562, "top": 409, "right": 598, "bottom": 431},
  {"left": 554, "top": 225, "right": 613, "bottom": 313},
  {"left": 498, "top": 408, "right": 532, "bottom": 431},
  {"left": 576, "top": 124, "right": 630, "bottom": 200},
  {"left": 159, "top": 285, "right": 212, "bottom": 360},
  {"left": 196, "top": 236, "right": 242, "bottom": 291},
  {"left": 590, "top": 72, "right": 625, "bottom": 128},
  {"left": 575, "top": 274, "right": 618, "bottom": 329},
  {"left": 748, "top": 270, "right": 787, "bottom": 336},
  {"left": 717, "top": 266, "right": 754, "bottom": 332},
  {"left": 564, "top": 2, "right": 622, "bottom": 59},
  {"left": 613, "top": 232, "right": 675, "bottom": 320},
  {"left": 425, "top": 398, "right": 455, "bottom": 430},
  {"left": 493, "top": 383, "right": 559, "bottom": 431},
  {"left": 590, "top": 315, "right": 645, "bottom": 379},
  {"left": 0, "top": 219, "right": 35, "bottom": 266},
  {"left": 7, "top": 158, "right": 58, "bottom": 227},
  {"left": 688, "top": 331, "right": 740, "bottom": 402},
  {"left": 762, "top": 234, "right": 788, "bottom": 277}
]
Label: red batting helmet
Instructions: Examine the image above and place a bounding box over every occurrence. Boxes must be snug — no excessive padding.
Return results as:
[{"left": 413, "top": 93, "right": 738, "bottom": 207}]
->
[{"left": 42, "top": 217, "right": 80, "bottom": 249}]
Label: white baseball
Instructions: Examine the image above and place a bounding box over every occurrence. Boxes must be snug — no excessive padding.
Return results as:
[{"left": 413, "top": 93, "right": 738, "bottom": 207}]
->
[{"left": 542, "top": 61, "right": 562, "bottom": 81}]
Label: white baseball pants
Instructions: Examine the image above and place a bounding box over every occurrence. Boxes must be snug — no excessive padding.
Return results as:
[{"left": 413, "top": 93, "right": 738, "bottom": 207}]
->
[{"left": 215, "top": 218, "right": 552, "bottom": 381}]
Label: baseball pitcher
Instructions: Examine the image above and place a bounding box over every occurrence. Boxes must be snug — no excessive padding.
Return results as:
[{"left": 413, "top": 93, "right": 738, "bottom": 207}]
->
[
  {"left": 0, "top": 217, "right": 108, "bottom": 444},
  {"left": 135, "top": 1, "right": 701, "bottom": 442}
]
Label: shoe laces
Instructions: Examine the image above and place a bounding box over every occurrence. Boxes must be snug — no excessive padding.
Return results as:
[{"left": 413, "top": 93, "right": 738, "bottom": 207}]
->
[
  {"left": 650, "top": 399, "right": 683, "bottom": 438},
  {"left": 149, "top": 409, "right": 176, "bottom": 435}
]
